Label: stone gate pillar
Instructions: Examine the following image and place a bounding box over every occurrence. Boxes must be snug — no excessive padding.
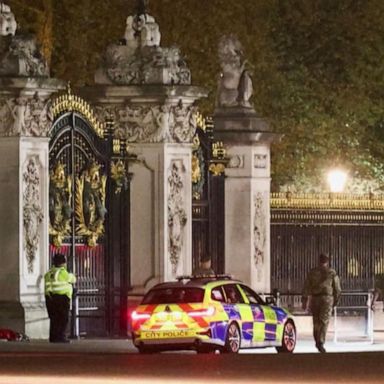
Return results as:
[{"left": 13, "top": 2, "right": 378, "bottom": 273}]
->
[
  {"left": 0, "top": 4, "right": 62, "bottom": 338},
  {"left": 214, "top": 36, "right": 281, "bottom": 293},
  {"left": 0, "top": 4, "right": 64, "bottom": 337},
  {"left": 81, "top": 6, "right": 207, "bottom": 293}
]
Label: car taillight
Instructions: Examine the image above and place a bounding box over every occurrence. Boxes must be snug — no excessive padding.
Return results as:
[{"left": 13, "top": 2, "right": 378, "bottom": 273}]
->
[
  {"left": 188, "top": 306, "right": 215, "bottom": 318},
  {"left": 131, "top": 310, "right": 151, "bottom": 321}
]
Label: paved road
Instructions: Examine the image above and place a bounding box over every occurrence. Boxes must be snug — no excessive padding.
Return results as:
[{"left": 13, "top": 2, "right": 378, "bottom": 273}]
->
[{"left": 0, "top": 337, "right": 384, "bottom": 383}]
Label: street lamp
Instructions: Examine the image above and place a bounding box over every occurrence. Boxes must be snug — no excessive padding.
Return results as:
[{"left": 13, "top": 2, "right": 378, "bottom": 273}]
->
[{"left": 327, "top": 169, "right": 348, "bottom": 193}]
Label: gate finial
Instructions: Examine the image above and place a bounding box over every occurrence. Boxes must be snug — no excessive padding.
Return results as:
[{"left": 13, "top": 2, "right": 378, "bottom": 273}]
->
[{"left": 66, "top": 81, "right": 72, "bottom": 95}]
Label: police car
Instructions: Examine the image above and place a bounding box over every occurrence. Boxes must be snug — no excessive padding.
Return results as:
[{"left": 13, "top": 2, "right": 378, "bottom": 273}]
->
[{"left": 131, "top": 275, "right": 296, "bottom": 353}]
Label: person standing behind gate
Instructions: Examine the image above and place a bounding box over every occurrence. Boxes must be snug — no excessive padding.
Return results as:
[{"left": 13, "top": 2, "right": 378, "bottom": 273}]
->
[
  {"left": 301, "top": 253, "right": 341, "bottom": 353},
  {"left": 44, "top": 253, "right": 76, "bottom": 343},
  {"left": 370, "top": 273, "right": 384, "bottom": 311}
]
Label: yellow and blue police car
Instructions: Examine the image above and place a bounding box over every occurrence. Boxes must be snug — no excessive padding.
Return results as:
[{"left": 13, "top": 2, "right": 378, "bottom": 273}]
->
[{"left": 131, "top": 275, "right": 296, "bottom": 354}]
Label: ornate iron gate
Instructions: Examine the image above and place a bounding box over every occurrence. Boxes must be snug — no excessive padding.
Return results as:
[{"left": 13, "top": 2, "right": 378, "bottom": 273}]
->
[
  {"left": 192, "top": 115, "right": 226, "bottom": 273},
  {"left": 49, "top": 89, "right": 131, "bottom": 337},
  {"left": 271, "top": 193, "right": 384, "bottom": 307}
]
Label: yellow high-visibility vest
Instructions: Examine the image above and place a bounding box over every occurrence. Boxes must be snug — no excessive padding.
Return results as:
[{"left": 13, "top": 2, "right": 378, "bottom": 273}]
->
[{"left": 44, "top": 267, "right": 76, "bottom": 299}]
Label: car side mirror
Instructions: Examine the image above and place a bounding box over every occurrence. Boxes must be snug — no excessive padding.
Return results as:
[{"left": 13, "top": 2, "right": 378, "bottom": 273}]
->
[{"left": 265, "top": 296, "right": 276, "bottom": 306}]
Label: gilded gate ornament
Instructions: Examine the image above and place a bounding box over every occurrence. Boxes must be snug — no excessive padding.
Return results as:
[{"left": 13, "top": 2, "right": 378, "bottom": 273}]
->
[
  {"left": 51, "top": 85, "right": 104, "bottom": 138},
  {"left": 111, "top": 159, "right": 128, "bottom": 194},
  {"left": 49, "top": 163, "right": 72, "bottom": 247},
  {"left": 209, "top": 141, "right": 227, "bottom": 176},
  {"left": 75, "top": 162, "right": 107, "bottom": 247}
]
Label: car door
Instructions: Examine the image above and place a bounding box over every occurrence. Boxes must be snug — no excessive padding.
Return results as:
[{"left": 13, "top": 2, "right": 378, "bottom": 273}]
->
[
  {"left": 239, "top": 284, "right": 278, "bottom": 344},
  {"left": 222, "top": 284, "right": 253, "bottom": 347}
]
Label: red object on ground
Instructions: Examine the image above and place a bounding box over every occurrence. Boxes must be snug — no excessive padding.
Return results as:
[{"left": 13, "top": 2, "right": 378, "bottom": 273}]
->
[{"left": 0, "top": 328, "right": 24, "bottom": 341}]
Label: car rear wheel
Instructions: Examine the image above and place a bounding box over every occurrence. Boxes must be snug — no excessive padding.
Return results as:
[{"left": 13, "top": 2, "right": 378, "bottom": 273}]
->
[
  {"left": 223, "top": 322, "right": 241, "bottom": 353},
  {"left": 276, "top": 320, "right": 296, "bottom": 353}
]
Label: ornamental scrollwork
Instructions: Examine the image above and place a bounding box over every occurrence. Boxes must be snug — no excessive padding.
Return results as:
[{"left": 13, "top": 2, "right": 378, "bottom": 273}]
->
[
  {"left": 254, "top": 192, "right": 267, "bottom": 282},
  {"left": 23, "top": 157, "right": 43, "bottom": 273},
  {"left": 168, "top": 161, "right": 187, "bottom": 274},
  {"left": 75, "top": 162, "right": 107, "bottom": 247},
  {"left": 49, "top": 163, "right": 72, "bottom": 247},
  {"left": 208, "top": 163, "right": 226, "bottom": 177}
]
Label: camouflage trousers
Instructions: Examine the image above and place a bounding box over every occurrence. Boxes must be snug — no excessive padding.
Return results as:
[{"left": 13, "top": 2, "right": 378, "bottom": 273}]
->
[{"left": 310, "top": 296, "right": 334, "bottom": 345}]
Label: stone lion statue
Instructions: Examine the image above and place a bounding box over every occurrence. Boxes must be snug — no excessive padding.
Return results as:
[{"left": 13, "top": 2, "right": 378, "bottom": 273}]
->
[{"left": 216, "top": 35, "right": 253, "bottom": 108}]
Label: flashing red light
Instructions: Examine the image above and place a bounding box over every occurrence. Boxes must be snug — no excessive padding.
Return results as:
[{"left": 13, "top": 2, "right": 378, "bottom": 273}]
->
[{"left": 131, "top": 310, "right": 151, "bottom": 321}]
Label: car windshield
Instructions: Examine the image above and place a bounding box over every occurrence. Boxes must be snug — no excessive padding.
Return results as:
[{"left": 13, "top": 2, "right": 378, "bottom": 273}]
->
[{"left": 142, "top": 287, "right": 205, "bottom": 304}]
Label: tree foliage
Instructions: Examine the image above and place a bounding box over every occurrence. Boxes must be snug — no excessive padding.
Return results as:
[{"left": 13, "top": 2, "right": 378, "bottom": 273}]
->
[{"left": 7, "top": 0, "right": 384, "bottom": 191}]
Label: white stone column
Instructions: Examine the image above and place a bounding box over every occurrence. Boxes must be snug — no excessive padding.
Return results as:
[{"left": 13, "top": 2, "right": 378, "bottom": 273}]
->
[
  {"left": 224, "top": 144, "right": 271, "bottom": 292},
  {"left": 130, "top": 143, "right": 192, "bottom": 284},
  {"left": 214, "top": 108, "right": 280, "bottom": 294},
  {"left": 81, "top": 85, "right": 207, "bottom": 293},
  {"left": 0, "top": 79, "right": 63, "bottom": 337}
]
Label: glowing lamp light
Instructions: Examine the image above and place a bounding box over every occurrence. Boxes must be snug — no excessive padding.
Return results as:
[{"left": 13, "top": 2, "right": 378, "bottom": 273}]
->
[{"left": 327, "top": 169, "right": 348, "bottom": 193}]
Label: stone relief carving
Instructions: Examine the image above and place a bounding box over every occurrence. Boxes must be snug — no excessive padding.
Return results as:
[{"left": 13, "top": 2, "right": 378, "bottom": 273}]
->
[
  {"left": 254, "top": 154, "right": 267, "bottom": 169},
  {"left": 23, "top": 156, "right": 43, "bottom": 274},
  {"left": 95, "top": 9, "right": 190, "bottom": 85},
  {"left": 254, "top": 192, "right": 267, "bottom": 282},
  {"left": 0, "top": 93, "right": 52, "bottom": 137},
  {"left": 216, "top": 35, "right": 253, "bottom": 108},
  {"left": 95, "top": 102, "right": 197, "bottom": 144},
  {"left": 168, "top": 161, "right": 187, "bottom": 274},
  {"left": 228, "top": 154, "right": 244, "bottom": 169},
  {"left": 172, "top": 102, "right": 197, "bottom": 142}
]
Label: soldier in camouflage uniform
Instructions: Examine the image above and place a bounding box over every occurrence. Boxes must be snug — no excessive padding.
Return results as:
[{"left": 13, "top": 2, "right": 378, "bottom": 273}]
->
[
  {"left": 371, "top": 274, "right": 384, "bottom": 310},
  {"left": 302, "top": 253, "right": 341, "bottom": 353}
]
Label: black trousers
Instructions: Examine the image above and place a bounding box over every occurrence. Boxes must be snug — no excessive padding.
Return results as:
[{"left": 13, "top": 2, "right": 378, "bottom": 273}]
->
[{"left": 45, "top": 294, "right": 70, "bottom": 342}]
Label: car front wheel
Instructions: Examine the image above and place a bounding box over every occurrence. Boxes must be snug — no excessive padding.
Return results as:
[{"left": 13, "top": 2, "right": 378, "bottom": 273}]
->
[
  {"left": 276, "top": 320, "right": 296, "bottom": 353},
  {"left": 223, "top": 322, "right": 241, "bottom": 353}
]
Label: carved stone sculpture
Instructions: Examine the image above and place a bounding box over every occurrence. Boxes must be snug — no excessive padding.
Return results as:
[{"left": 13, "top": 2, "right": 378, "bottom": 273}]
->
[
  {"left": 168, "top": 161, "right": 187, "bottom": 274},
  {"left": 216, "top": 35, "right": 253, "bottom": 108},
  {"left": 23, "top": 157, "right": 43, "bottom": 273},
  {"left": 95, "top": 102, "right": 197, "bottom": 144},
  {"left": 254, "top": 192, "right": 267, "bottom": 282},
  {"left": 0, "top": 3, "right": 17, "bottom": 36},
  {"left": 0, "top": 93, "right": 53, "bottom": 137},
  {"left": 95, "top": 9, "right": 190, "bottom": 85},
  {"left": 0, "top": 4, "right": 49, "bottom": 77},
  {"left": 0, "top": 34, "right": 49, "bottom": 77}
]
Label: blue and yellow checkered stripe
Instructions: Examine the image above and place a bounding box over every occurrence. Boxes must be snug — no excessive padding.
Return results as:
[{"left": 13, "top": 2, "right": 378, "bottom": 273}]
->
[
  {"left": 221, "top": 304, "right": 287, "bottom": 343},
  {"left": 203, "top": 287, "right": 289, "bottom": 344}
]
